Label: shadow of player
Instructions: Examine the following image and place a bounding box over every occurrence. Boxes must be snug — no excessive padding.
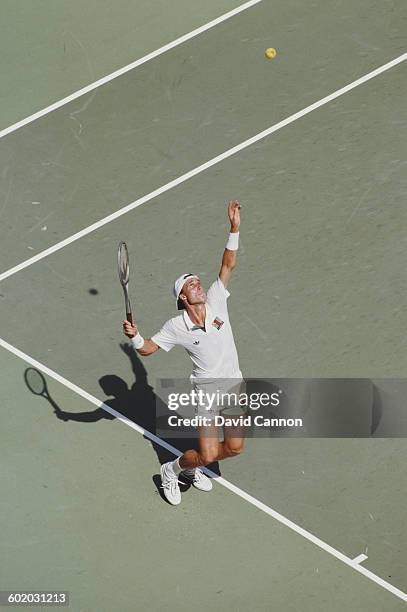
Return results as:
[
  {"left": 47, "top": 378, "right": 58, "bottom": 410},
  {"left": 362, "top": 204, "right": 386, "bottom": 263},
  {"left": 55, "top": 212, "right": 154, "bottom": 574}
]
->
[{"left": 23, "top": 343, "right": 220, "bottom": 487}]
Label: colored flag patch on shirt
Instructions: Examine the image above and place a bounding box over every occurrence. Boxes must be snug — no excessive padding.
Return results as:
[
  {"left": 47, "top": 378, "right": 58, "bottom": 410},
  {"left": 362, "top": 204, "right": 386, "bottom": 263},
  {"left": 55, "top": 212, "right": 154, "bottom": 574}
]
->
[{"left": 212, "top": 317, "right": 224, "bottom": 330}]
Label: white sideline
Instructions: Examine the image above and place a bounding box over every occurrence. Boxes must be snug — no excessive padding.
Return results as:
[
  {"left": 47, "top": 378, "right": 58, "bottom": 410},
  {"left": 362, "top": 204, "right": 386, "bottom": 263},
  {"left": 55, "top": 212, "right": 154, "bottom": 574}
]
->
[
  {"left": 0, "top": 52, "right": 406, "bottom": 284},
  {"left": 0, "top": 0, "right": 263, "bottom": 140},
  {"left": 1, "top": 335, "right": 406, "bottom": 603}
]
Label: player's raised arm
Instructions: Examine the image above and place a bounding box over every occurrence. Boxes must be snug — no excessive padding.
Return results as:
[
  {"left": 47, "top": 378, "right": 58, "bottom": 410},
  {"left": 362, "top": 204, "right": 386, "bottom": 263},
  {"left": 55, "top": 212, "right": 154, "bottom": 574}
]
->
[
  {"left": 122, "top": 320, "right": 160, "bottom": 356},
  {"left": 219, "top": 200, "right": 241, "bottom": 289}
]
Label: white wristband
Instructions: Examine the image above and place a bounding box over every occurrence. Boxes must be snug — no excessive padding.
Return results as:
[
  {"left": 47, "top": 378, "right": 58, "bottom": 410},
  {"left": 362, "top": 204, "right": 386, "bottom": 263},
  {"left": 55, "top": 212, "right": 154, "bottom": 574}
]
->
[
  {"left": 131, "top": 333, "right": 145, "bottom": 349},
  {"left": 226, "top": 231, "right": 239, "bottom": 250}
]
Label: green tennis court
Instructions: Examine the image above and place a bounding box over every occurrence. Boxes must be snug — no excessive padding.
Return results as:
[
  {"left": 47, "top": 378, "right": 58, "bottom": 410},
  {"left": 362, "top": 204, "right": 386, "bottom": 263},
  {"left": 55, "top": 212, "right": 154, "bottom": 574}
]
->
[{"left": 1, "top": 1, "right": 406, "bottom": 610}]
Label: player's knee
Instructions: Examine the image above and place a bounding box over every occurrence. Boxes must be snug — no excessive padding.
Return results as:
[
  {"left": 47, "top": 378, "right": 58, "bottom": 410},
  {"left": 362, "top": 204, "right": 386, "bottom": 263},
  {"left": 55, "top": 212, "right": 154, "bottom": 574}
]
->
[
  {"left": 200, "top": 450, "right": 219, "bottom": 465},
  {"left": 225, "top": 443, "right": 244, "bottom": 457}
]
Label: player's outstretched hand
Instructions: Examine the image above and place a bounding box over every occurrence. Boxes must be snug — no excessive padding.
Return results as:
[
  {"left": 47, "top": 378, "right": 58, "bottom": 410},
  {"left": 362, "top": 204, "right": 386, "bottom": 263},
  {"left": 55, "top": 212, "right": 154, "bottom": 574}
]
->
[
  {"left": 123, "top": 320, "right": 137, "bottom": 338},
  {"left": 228, "top": 200, "right": 241, "bottom": 231}
]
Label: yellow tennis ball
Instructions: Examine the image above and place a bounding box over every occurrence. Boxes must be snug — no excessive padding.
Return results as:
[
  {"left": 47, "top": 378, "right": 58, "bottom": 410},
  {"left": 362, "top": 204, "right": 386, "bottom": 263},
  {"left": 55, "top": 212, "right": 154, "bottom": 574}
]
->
[{"left": 265, "top": 47, "right": 277, "bottom": 59}]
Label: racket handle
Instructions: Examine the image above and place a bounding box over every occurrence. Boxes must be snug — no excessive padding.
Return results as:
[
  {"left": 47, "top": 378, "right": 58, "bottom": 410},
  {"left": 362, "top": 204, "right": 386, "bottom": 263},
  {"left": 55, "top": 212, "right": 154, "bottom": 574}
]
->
[{"left": 126, "top": 312, "right": 133, "bottom": 325}]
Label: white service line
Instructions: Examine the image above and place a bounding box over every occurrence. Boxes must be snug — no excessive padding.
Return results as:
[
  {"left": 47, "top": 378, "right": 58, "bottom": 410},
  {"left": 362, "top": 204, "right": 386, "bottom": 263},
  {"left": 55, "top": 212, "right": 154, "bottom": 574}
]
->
[
  {"left": 0, "top": 0, "right": 263, "bottom": 140},
  {"left": 1, "top": 52, "right": 406, "bottom": 284},
  {"left": 1, "top": 335, "right": 406, "bottom": 603}
]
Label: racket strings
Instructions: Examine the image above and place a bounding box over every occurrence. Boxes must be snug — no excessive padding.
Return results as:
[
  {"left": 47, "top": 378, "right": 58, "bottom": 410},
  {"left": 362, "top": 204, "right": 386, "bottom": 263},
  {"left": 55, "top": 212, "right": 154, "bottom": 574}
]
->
[{"left": 118, "top": 243, "right": 130, "bottom": 285}]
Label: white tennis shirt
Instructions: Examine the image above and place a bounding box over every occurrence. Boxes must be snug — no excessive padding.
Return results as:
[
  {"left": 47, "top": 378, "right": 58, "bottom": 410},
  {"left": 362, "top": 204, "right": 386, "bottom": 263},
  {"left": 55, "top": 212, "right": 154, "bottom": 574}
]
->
[{"left": 151, "top": 277, "right": 242, "bottom": 380}]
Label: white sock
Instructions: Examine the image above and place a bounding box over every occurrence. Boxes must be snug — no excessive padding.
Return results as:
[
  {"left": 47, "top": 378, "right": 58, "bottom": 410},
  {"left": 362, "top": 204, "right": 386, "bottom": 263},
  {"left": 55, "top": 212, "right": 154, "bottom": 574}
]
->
[{"left": 171, "top": 457, "right": 183, "bottom": 475}]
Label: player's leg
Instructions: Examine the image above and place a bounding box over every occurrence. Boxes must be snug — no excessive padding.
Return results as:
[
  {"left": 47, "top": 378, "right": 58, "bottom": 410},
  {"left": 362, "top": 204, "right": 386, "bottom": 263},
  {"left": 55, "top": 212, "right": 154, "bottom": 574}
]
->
[
  {"left": 181, "top": 422, "right": 220, "bottom": 467},
  {"left": 160, "top": 424, "right": 218, "bottom": 504},
  {"left": 222, "top": 427, "right": 245, "bottom": 457},
  {"left": 217, "top": 378, "right": 247, "bottom": 459}
]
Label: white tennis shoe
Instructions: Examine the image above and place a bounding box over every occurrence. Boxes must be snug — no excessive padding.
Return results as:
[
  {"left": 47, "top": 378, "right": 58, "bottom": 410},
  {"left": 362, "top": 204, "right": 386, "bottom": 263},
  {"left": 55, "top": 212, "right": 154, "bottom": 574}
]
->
[
  {"left": 160, "top": 462, "right": 181, "bottom": 506},
  {"left": 181, "top": 468, "right": 213, "bottom": 492}
]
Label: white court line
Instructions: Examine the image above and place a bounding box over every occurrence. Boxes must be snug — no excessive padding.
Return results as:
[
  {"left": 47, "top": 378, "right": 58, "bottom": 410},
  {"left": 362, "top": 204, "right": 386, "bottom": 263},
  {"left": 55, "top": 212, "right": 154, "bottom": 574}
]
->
[
  {"left": 1, "top": 52, "right": 406, "bottom": 284},
  {"left": 0, "top": 0, "right": 263, "bottom": 140},
  {"left": 352, "top": 554, "right": 369, "bottom": 565},
  {"left": 0, "top": 335, "right": 406, "bottom": 603}
]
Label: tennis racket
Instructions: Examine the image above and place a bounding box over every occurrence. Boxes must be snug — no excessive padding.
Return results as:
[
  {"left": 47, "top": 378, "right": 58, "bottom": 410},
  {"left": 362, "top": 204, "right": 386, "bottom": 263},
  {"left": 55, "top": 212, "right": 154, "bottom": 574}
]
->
[
  {"left": 117, "top": 241, "right": 133, "bottom": 325},
  {"left": 24, "top": 368, "right": 50, "bottom": 399}
]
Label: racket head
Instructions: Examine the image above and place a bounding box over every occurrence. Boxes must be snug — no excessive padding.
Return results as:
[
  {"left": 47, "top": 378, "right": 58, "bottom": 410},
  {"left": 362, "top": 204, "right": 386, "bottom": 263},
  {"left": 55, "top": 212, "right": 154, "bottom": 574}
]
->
[
  {"left": 24, "top": 368, "right": 47, "bottom": 395},
  {"left": 118, "top": 241, "right": 130, "bottom": 287}
]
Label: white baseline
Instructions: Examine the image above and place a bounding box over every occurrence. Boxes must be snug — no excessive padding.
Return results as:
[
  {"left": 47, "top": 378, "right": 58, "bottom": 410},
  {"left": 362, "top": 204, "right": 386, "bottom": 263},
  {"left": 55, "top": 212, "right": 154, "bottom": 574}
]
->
[
  {"left": 0, "top": 0, "right": 263, "bottom": 140},
  {"left": 0, "top": 336, "right": 406, "bottom": 603},
  {"left": 0, "top": 52, "right": 406, "bottom": 284}
]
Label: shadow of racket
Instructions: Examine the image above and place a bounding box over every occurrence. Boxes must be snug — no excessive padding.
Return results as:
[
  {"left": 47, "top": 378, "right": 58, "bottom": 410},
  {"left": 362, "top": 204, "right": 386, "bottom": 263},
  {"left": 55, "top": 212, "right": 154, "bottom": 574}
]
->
[{"left": 24, "top": 368, "right": 68, "bottom": 420}]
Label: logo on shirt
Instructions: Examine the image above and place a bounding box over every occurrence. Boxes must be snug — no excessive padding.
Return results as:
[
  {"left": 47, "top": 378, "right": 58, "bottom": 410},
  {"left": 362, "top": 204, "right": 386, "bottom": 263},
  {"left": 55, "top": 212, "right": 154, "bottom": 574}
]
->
[
  {"left": 193, "top": 340, "right": 200, "bottom": 345},
  {"left": 212, "top": 317, "right": 224, "bottom": 330}
]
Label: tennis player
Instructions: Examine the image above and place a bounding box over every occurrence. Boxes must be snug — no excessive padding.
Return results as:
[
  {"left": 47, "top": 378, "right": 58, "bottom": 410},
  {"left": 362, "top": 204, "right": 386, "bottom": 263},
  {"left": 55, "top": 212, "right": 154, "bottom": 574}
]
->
[{"left": 123, "top": 200, "right": 244, "bottom": 505}]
